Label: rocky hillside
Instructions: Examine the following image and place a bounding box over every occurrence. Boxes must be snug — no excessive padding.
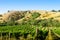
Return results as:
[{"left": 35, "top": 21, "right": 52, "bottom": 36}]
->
[{"left": 0, "top": 10, "right": 60, "bottom": 23}]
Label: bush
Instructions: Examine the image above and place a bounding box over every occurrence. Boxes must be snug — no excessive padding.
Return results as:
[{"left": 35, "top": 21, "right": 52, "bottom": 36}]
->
[
  {"left": 32, "top": 12, "right": 41, "bottom": 19},
  {"left": 0, "top": 23, "right": 6, "bottom": 26}
]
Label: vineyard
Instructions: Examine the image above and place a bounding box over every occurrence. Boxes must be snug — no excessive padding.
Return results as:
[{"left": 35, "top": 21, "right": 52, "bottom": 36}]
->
[
  {"left": 0, "top": 25, "right": 48, "bottom": 40},
  {"left": 0, "top": 11, "right": 60, "bottom": 40}
]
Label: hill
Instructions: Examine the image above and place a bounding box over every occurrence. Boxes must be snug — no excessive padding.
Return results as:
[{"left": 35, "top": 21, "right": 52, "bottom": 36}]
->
[{"left": 0, "top": 10, "right": 60, "bottom": 23}]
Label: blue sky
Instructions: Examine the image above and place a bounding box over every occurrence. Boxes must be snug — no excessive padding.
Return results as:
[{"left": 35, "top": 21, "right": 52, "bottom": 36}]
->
[{"left": 0, "top": 0, "right": 60, "bottom": 14}]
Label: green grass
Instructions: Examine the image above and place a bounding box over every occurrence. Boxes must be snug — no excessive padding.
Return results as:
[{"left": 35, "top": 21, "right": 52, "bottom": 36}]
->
[{"left": 52, "top": 27, "right": 60, "bottom": 35}]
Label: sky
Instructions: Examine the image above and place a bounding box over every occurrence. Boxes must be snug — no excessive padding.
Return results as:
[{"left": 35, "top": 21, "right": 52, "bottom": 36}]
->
[{"left": 0, "top": 0, "right": 60, "bottom": 14}]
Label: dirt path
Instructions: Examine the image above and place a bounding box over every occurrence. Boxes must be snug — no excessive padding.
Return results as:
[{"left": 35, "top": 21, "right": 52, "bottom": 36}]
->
[
  {"left": 48, "top": 29, "right": 53, "bottom": 40},
  {"left": 45, "top": 27, "right": 53, "bottom": 40}
]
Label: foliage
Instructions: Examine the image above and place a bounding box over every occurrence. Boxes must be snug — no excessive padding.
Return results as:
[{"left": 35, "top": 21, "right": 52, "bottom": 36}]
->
[
  {"left": 58, "top": 10, "right": 60, "bottom": 12},
  {"left": 0, "top": 25, "right": 48, "bottom": 40},
  {"left": 6, "top": 17, "right": 15, "bottom": 26},
  {"left": 32, "top": 12, "right": 41, "bottom": 19},
  {"left": 0, "top": 22, "right": 6, "bottom": 26},
  {"left": 51, "top": 10, "right": 57, "bottom": 12},
  {"left": 52, "top": 27, "right": 60, "bottom": 35}
]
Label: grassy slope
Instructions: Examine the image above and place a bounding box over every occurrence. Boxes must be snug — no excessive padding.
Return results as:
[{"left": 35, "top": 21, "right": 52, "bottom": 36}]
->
[{"left": 0, "top": 10, "right": 60, "bottom": 23}]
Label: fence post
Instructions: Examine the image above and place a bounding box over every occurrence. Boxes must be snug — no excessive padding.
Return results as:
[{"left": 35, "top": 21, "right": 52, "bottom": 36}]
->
[
  {"left": 9, "top": 32, "right": 10, "bottom": 40},
  {"left": 1, "top": 32, "right": 2, "bottom": 40},
  {"left": 6, "top": 33, "right": 7, "bottom": 40},
  {"left": 35, "top": 27, "right": 39, "bottom": 40}
]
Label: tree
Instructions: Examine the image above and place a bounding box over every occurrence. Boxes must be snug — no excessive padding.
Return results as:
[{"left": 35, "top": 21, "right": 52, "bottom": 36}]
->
[
  {"left": 8, "top": 10, "right": 10, "bottom": 12},
  {"left": 58, "top": 10, "right": 60, "bottom": 12},
  {"left": 51, "top": 10, "right": 57, "bottom": 12},
  {"left": 32, "top": 12, "right": 41, "bottom": 19}
]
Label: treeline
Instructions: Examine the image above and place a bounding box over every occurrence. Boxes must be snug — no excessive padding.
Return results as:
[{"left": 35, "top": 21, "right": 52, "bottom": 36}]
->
[{"left": 51, "top": 10, "right": 60, "bottom": 12}]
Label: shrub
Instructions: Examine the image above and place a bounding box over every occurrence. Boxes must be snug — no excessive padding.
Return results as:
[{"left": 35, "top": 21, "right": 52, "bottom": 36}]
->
[{"left": 32, "top": 12, "right": 41, "bottom": 19}]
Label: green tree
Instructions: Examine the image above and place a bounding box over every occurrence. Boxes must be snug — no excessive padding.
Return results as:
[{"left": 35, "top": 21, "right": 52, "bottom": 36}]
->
[
  {"left": 58, "top": 10, "right": 60, "bottom": 12},
  {"left": 32, "top": 12, "right": 41, "bottom": 19},
  {"left": 51, "top": 10, "right": 57, "bottom": 12}
]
